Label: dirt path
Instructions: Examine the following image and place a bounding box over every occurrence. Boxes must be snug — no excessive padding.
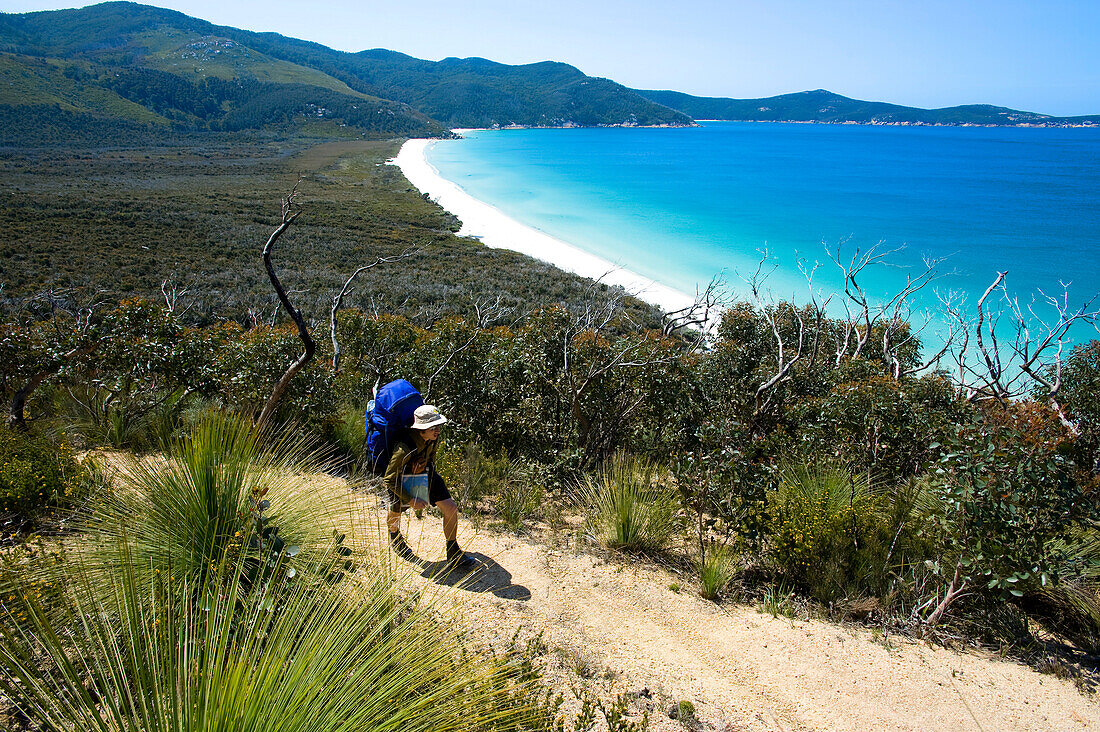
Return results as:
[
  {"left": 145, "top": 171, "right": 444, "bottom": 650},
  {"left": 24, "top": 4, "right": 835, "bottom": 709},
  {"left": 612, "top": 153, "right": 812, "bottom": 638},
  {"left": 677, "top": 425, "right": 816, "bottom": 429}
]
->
[{"left": 390, "top": 511, "right": 1098, "bottom": 732}]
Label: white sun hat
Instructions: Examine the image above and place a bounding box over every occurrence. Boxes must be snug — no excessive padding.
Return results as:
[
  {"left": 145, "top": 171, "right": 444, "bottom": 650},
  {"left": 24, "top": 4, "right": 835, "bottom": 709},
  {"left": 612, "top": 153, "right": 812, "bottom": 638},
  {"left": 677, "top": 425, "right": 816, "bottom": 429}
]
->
[{"left": 411, "top": 404, "right": 448, "bottom": 430}]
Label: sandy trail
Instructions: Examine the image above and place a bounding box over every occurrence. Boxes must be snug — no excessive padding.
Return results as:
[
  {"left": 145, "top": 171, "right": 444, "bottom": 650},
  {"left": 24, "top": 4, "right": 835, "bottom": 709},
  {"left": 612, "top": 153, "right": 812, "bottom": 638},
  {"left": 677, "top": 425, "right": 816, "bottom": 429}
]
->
[{"left": 389, "top": 510, "right": 1098, "bottom": 732}]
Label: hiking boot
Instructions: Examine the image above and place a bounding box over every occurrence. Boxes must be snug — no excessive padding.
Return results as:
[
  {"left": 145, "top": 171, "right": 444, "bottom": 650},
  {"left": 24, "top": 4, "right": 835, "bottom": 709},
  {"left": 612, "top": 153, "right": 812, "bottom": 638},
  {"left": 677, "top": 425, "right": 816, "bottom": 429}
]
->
[
  {"left": 389, "top": 531, "right": 415, "bottom": 560},
  {"left": 445, "top": 542, "right": 476, "bottom": 571}
]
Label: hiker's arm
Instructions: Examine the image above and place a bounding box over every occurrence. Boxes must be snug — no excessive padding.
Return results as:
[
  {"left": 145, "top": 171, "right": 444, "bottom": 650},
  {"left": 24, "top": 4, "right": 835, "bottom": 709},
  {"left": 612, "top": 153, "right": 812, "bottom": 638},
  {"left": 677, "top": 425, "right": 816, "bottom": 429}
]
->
[{"left": 384, "top": 443, "right": 414, "bottom": 504}]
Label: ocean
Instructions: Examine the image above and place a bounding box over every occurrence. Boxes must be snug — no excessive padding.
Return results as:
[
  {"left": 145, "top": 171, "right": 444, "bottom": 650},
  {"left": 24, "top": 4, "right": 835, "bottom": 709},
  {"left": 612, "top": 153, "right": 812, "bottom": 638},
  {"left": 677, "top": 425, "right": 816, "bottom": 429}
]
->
[{"left": 425, "top": 122, "right": 1100, "bottom": 344}]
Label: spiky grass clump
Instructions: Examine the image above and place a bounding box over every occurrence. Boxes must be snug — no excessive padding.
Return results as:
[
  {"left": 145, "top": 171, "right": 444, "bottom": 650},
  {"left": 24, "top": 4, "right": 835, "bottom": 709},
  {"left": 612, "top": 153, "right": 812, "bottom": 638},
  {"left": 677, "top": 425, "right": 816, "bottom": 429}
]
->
[
  {"left": 1033, "top": 528, "right": 1100, "bottom": 653},
  {"left": 698, "top": 543, "right": 738, "bottom": 601},
  {"left": 85, "top": 411, "right": 346, "bottom": 590},
  {"left": 0, "top": 544, "right": 547, "bottom": 732},
  {"left": 577, "top": 453, "right": 681, "bottom": 551}
]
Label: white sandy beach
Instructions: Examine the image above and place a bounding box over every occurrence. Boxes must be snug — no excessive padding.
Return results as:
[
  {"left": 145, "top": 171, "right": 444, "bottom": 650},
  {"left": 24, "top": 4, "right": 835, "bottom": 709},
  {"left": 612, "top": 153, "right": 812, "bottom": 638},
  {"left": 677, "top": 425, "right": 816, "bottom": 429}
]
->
[{"left": 389, "top": 137, "right": 697, "bottom": 314}]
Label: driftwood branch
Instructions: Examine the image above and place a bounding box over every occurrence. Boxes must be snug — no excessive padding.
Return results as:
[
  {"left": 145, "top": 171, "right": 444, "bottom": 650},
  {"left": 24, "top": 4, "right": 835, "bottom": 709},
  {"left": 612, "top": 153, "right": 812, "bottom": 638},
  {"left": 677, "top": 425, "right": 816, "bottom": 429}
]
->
[{"left": 256, "top": 183, "right": 312, "bottom": 427}]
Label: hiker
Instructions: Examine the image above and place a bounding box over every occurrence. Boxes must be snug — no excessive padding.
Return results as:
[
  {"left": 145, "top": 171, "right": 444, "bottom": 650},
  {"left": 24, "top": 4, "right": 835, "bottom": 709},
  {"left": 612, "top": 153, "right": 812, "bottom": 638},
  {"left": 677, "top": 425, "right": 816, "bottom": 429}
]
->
[{"left": 385, "top": 404, "right": 474, "bottom": 569}]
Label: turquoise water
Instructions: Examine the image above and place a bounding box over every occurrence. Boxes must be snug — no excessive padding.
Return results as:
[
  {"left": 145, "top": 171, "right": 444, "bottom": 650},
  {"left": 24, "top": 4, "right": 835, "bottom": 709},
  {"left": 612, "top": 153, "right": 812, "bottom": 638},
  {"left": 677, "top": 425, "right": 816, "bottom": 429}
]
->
[{"left": 427, "top": 122, "right": 1100, "bottom": 341}]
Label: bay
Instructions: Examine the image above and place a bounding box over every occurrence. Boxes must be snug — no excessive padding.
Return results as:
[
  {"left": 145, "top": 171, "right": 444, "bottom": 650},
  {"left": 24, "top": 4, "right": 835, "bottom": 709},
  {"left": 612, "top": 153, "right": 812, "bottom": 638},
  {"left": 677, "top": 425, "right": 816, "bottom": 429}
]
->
[{"left": 427, "top": 122, "right": 1100, "bottom": 344}]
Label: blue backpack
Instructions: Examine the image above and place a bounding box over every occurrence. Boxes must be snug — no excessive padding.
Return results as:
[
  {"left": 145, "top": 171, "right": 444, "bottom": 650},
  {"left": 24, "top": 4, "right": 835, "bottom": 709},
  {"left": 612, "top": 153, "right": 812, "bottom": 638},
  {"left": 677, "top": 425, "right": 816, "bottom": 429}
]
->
[{"left": 365, "top": 379, "right": 424, "bottom": 475}]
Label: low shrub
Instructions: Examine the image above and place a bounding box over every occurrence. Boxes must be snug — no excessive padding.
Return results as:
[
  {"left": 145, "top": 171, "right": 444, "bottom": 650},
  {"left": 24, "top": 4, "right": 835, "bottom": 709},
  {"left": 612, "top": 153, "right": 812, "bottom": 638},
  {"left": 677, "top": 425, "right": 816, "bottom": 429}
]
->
[
  {"left": 921, "top": 403, "right": 1096, "bottom": 624},
  {"left": 766, "top": 461, "right": 887, "bottom": 605},
  {"left": 494, "top": 459, "right": 547, "bottom": 531},
  {"left": 0, "top": 425, "right": 85, "bottom": 517},
  {"left": 577, "top": 452, "right": 682, "bottom": 551},
  {"left": 52, "top": 385, "right": 200, "bottom": 452},
  {"left": 698, "top": 542, "right": 738, "bottom": 601},
  {"left": 436, "top": 441, "right": 511, "bottom": 510}
]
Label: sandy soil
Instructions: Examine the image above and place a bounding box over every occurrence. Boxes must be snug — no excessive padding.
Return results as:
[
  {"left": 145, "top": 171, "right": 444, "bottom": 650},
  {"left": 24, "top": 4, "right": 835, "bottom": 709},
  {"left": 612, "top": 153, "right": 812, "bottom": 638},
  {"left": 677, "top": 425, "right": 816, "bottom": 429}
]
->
[{"left": 388, "top": 508, "right": 1099, "bottom": 732}]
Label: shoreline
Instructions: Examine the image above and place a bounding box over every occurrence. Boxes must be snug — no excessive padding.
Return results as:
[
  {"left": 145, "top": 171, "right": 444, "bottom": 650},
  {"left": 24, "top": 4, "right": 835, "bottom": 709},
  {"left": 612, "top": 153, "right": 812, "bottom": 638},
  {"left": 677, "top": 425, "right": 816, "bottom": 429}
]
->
[{"left": 389, "top": 137, "right": 697, "bottom": 314}]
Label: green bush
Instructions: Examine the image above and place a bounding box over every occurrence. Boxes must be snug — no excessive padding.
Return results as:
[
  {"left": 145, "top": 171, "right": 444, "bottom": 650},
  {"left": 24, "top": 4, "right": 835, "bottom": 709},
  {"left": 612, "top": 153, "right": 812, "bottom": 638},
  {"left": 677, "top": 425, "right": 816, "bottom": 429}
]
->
[
  {"left": 766, "top": 461, "right": 887, "bottom": 605},
  {"left": 436, "top": 442, "right": 546, "bottom": 530},
  {"left": 923, "top": 403, "right": 1097, "bottom": 624},
  {"left": 0, "top": 425, "right": 85, "bottom": 516},
  {"left": 494, "top": 459, "right": 547, "bottom": 531},
  {"left": 54, "top": 385, "right": 199, "bottom": 452},
  {"left": 789, "top": 374, "right": 960, "bottom": 486},
  {"left": 577, "top": 452, "right": 682, "bottom": 551},
  {"left": 329, "top": 404, "right": 367, "bottom": 463},
  {"left": 1056, "top": 339, "right": 1100, "bottom": 487},
  {"left": 435, "top": 441, "right": 510, "bottom": 510}
]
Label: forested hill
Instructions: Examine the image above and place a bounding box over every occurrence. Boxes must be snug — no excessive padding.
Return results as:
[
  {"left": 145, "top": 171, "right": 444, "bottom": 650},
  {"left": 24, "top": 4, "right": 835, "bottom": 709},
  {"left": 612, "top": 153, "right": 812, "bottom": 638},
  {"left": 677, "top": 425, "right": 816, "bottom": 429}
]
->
[
  {"left": 0, "top": 2, "right": 690, "bottom": 144},
  {"left": 637, "top": 88, "right": 1100, "bottom": 127}
]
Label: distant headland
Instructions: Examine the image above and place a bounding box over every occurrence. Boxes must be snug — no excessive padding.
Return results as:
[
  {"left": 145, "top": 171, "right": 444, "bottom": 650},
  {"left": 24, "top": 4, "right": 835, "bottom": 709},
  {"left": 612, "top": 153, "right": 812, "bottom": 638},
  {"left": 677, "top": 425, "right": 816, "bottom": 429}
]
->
[{"left": 635, "top": 89, "right": 1100, "bottom": 128}]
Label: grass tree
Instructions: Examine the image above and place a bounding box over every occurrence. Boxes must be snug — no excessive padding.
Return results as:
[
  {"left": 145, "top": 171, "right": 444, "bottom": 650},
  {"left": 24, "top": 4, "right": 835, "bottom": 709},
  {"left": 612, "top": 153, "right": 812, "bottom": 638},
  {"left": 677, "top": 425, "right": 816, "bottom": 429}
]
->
[
  {"left": 83, "top": 410, "right": 340, "bottom": 593},
  {"left": 1, "top": 410, "right": 552, "bottom": 730},
  {"left": 578, "top": 452, "right": 681, "bottom": 551},
  {"left": 1, "top": 543, "right": 547, "bottom": 731}
]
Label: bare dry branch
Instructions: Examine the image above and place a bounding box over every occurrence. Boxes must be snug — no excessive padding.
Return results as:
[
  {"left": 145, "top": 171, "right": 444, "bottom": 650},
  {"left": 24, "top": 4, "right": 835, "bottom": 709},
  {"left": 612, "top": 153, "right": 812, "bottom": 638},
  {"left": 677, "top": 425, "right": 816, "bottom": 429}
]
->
[
  {"left": 828, "top": 241, "right": 947, "bottom": 368},
  {"left": 941, "top": 273, "right": 1099, "bottom": 425},
  {"left": 662, "top": 274, "right": 729, "bottom": 347},
  {"left": 330, "top": 247, "right": 418, "bottom": 372},
  {"left": 739, "top": 250, "right": 806, "bottom": 417},
  {"left": 256, "top": 182, "right": 312, "bottom": 427},
  {"left": 160, "top": 278, "right": 191, "bottom": 315}
]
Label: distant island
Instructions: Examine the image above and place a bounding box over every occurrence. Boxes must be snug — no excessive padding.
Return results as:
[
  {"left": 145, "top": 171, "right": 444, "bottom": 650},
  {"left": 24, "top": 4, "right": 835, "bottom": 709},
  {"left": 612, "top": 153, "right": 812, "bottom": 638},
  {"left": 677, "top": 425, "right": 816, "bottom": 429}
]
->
[
  {"left": 636, "top": 88, "right": 1100, "bottom": 128},
  {"left": 1, "top": 1, "right": 1096, "bottom": 144}
]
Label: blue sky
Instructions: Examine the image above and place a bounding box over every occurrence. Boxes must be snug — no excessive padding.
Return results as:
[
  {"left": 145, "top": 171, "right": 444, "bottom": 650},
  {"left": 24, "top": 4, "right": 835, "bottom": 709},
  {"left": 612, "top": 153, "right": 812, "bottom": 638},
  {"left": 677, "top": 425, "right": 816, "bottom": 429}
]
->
[{"left": 2, "top": 0, "right": 1098, "bottom": 116}]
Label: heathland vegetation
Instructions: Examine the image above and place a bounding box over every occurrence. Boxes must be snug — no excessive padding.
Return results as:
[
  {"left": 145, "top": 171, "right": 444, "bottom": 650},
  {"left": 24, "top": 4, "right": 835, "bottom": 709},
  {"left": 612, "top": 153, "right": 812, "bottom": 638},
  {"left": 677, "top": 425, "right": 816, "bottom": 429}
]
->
[{"left": 3, "top": 119, "right": 1099, "bottom": 727}]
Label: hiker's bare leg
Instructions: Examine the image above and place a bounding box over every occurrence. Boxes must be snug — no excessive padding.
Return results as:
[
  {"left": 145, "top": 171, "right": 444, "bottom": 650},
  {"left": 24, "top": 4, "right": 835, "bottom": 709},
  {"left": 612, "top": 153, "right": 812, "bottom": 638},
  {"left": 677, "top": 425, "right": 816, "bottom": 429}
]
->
[
  {"left": 387, "top": 510, "right": 402, "bottom": 534},
  {"left": 437, "top": 498, "right": 459, "bottom": 542}
]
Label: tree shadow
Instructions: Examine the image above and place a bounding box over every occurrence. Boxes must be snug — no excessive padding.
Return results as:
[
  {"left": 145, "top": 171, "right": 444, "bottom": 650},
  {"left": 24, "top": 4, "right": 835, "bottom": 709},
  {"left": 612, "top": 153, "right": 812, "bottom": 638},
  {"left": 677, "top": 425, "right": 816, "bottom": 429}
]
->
[{"left": 412, "top": 552, "right": 532, "bottom": 600}]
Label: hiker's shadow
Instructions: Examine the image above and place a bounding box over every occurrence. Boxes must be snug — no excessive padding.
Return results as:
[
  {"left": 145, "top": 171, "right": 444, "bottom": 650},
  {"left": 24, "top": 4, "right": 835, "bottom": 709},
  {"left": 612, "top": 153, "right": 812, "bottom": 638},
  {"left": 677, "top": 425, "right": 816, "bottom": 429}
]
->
[{"left": 415, "top": 553, "right": 531, "bottom": 600}]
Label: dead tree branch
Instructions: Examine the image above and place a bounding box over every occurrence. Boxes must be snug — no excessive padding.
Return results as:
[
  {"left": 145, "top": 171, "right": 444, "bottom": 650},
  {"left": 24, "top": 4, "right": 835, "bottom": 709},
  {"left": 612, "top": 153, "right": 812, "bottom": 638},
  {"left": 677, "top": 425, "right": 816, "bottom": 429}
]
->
[
  {"left": 256, "top": 183, "right": 311, "bottom": 427},
  {"left": 740, "top": 251, "right": 806, "bottom": 417},
  {"left": 828, "top": 242, "right": 947, "bottom": 370},
  {"left": 330, "top": 247, "right": 417, "bottom": 372},
  {"left": 160, "top": 278, "right": 192, "bottom": 316},
  {"left": 943, "top": 272, "right": 1099, "bottom": 428},
  {"left": 662, "top": 274, "right": 729, "bottom": 347}
]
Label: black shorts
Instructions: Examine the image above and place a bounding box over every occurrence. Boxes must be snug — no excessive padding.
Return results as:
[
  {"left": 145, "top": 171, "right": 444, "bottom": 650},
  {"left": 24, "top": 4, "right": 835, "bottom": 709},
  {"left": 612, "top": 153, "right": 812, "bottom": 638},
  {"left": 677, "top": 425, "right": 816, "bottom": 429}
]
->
[{"left": 388, "top": 471, "right": 451, "bottom": 512}]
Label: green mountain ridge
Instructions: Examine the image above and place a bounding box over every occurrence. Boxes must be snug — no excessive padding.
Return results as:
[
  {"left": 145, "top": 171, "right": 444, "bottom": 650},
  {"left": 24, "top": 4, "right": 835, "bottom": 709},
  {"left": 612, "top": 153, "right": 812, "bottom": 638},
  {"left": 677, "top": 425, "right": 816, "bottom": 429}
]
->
[
  {"left": 0, "top": 1, "right": 690, "bottom": 142},
  {"left": 0, "top": 1, "right": 1094, "bottom": 146},
  {"left": 636, "top": 88, "right": 1100, "bottom": 127}
]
